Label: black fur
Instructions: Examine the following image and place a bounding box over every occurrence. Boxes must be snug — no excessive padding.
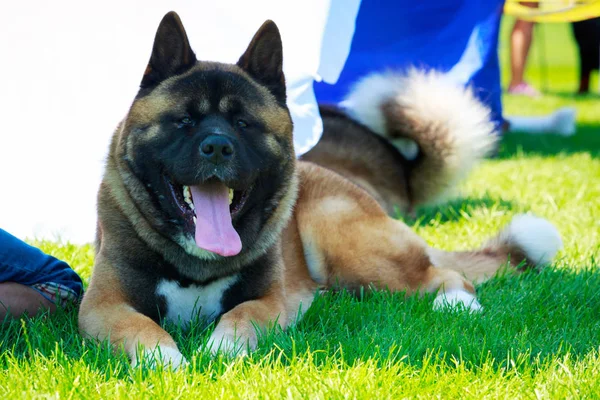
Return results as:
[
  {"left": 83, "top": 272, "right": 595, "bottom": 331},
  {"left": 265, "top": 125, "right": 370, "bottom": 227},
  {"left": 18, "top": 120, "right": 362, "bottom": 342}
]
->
[
  {"left": 98, "top": 13, "right": 295, "bottom": 324},
  {"left": 141, "top": 11, "right": 197, "bottom": 90},
  {"left": 237, "top": 21, "right": 286, "bottom": 104}
]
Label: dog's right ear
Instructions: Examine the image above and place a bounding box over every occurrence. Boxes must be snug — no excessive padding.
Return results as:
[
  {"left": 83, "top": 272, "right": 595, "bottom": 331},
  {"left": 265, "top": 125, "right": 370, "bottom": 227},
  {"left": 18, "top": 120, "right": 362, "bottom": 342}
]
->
[{"left": 141, "top": 11, "right": 197, "bottom": 89}]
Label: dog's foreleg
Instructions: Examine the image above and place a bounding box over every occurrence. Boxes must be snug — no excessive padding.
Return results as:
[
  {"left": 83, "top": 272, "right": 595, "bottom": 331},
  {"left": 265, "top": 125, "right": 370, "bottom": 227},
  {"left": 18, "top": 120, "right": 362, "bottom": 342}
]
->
[{"left": 79, "top": 260, "right": 186, "bottom": 368}]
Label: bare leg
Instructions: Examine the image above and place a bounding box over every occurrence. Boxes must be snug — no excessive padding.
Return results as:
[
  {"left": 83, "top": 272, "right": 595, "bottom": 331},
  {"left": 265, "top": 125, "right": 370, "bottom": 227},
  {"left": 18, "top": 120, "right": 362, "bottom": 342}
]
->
[
  {"left": 509, "top": 18, "right": 535, "bottom": 90},
  {"left": 0, "top": 282, "right": 56, "bottom": 320}
]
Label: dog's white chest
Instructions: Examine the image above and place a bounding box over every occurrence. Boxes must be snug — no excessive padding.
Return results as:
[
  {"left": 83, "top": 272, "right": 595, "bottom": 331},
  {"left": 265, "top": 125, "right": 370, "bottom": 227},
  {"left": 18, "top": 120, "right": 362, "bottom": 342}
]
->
[{"left": 156, "top": 275, "right": 239, "bottom": 327}]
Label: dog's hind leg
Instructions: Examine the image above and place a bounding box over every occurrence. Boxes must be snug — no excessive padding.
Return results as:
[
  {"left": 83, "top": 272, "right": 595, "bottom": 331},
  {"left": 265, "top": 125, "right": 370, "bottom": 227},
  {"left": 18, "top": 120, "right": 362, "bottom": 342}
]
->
[
  {"left": 298, "top": 211, "right": 481, "bottom": 310},
  {"left": 294, "top": 162, "right": 561, "bottom": 311},
  {"left": 295, "top": 162, "right": 482, "bottom": 310}
]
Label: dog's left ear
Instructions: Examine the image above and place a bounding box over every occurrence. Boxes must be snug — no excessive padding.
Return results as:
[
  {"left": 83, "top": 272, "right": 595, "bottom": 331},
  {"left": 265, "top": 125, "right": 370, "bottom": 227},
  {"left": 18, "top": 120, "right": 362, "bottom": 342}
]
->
[{"left": 238, "top": 20, "right": 286, "bottom": 103}]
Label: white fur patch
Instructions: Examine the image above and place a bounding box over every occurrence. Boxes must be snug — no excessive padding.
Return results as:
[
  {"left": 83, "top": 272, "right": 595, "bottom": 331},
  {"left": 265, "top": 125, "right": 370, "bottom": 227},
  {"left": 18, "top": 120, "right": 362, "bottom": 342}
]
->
[
  {"left": 500, "top": 214, "right": 563, "bottom": 265},
  {"left": 156, "top": 275, "right": 239, "bottom": 328},
  {"left": 342, "top": 69, "right": 496, "bottom": 152},
  {"left": 132, "top": 345, "right": 187, "bottom": 370},
  {"left": 433, "top": 289, "right": 482, "bottom": 312},
  {"left": 206, "top": 323, "right": 249, "bottom": 357},
  {"left": 340, "top": 73, "right": 399, "bottom": 135}
]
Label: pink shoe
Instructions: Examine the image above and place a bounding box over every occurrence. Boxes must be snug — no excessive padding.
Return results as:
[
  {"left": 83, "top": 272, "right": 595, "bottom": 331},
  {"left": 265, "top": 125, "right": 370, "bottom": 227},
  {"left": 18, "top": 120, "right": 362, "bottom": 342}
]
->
[{"left": 508, "top": 82, "right": 541, "bottom": 97}]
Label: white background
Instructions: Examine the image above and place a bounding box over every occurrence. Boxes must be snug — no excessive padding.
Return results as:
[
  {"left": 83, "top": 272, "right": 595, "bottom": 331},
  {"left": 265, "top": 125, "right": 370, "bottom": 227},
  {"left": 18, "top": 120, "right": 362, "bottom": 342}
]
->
[{"left": 0, "top": 0, "right": 360, "bottom": 243}]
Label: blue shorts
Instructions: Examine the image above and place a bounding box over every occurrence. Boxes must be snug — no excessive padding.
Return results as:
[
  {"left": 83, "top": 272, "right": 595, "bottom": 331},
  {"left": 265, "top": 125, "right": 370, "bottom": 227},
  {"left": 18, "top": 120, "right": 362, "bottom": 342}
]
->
[{"left": 0, "top": 228, "right": 83, "bottom": 307}]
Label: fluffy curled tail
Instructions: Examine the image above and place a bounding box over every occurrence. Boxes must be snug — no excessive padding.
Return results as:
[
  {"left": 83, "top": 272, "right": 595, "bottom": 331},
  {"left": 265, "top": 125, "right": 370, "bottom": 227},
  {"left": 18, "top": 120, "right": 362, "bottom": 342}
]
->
[
  {"left": 427, "top": 214, "right": 563, "bottom": 284},
  {"left": 342, "top": 69, "right": 498, "bottom": 207}
]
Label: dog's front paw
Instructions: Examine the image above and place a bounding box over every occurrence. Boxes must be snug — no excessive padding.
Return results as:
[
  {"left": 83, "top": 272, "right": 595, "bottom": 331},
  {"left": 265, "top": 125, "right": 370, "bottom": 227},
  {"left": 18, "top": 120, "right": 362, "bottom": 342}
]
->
[
  {"left": 131, "top": 345, "right": 188, "bottom": 370},
  {"left": 205, "top": 323, "right": 255, "bottom": 357}
]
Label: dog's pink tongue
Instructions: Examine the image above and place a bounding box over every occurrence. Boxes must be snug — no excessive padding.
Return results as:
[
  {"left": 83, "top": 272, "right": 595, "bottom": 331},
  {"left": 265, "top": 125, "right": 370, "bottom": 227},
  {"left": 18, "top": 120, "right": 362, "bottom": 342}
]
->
[{"left": 190, "top": 182, "right": 242, "bottom": 257}]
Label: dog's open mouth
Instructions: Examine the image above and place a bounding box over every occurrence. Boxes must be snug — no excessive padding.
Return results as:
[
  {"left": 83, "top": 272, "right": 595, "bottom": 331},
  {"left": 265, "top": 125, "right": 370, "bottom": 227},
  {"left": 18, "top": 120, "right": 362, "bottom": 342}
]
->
[{"left": 165, "top": 177, "right": 251, "bottom": 257}]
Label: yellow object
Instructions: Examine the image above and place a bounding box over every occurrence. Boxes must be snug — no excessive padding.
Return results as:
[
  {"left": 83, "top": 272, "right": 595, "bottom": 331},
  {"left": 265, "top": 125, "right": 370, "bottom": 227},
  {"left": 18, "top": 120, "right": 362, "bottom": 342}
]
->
[{"left": 504, "top": 0, "right": 600, "bottom": 22}]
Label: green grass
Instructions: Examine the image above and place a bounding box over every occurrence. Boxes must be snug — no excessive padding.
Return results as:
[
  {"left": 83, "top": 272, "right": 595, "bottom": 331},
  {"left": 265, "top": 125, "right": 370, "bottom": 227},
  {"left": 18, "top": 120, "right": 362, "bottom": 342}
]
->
[{"left": 2, "top": 20, "right": 600, "bottom": 399}]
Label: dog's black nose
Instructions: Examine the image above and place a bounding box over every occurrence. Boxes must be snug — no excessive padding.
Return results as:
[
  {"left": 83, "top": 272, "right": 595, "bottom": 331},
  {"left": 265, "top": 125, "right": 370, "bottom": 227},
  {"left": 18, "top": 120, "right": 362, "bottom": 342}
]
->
[{"left": 199, "top": 135, "right": 234, "bottom": 164}]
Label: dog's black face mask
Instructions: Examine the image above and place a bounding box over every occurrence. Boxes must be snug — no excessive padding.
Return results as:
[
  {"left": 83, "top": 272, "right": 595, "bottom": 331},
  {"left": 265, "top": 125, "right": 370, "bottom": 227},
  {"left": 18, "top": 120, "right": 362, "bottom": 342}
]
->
[{"left": 121, "top": 12, "right": 295, "bottom": 258}]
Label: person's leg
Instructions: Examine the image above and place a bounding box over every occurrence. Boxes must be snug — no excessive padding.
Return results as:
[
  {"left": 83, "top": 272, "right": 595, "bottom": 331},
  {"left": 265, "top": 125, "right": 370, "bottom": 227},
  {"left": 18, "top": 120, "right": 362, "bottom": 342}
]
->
[
  {"left": 578, "top": 63, "right": 592, "bottom": 94},
  {"left": 0, "top": 228, "right": 83, "bottom": 320},
  {"left": 0, "top": 282, "right": 56, "bottom": 320},
  {"left": 508, "top": 0, "right": 540, "bottom": 95},
  {"left": 572, "top": 19, "right": 599, "bottom": 94},
  {"left": 508, "top": 18, "right": 537, "bottom": 93}
]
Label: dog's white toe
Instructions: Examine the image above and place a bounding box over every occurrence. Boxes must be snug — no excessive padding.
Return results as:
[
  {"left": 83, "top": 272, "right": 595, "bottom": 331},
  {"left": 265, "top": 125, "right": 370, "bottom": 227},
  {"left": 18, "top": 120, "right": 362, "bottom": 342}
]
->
[
  {"left": 132, "top": 345, "right": 187, "bottom": 370},
  {"left": 205, "top": 326, "right": 249, "bottom": 357},
  {"left": 433, "top": 289, "right": 482, "bottom": 312}
]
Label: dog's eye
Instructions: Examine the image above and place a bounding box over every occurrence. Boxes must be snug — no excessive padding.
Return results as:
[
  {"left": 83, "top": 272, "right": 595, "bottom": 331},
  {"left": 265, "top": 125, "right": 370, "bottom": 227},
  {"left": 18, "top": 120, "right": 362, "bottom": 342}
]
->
[
  {"left": 236, "top": 119, "right": 249, "bottom": 129},
  {"left": 178, "top": 117, "right": 195, "bottom": 127}
]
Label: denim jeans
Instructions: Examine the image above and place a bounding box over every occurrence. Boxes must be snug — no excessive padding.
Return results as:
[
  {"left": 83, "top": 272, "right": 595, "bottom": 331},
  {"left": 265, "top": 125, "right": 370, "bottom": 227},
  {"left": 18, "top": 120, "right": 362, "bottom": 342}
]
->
[{"left": 0, "top": 228, "right": 83, "bottom": 305}]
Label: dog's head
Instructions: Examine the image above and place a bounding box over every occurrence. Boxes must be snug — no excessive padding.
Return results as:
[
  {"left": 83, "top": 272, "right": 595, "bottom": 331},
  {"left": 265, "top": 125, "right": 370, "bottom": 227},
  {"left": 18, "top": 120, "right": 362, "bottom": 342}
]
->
[{"left": 115, "top": 12, "right": 296, "bottom": 260}]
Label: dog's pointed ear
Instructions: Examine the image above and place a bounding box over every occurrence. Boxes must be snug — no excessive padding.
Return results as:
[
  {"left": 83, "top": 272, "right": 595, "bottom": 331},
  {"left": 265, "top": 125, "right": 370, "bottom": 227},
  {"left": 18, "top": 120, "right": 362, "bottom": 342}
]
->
[
  {"left": 141, "top": 11, "right": 197, "bottom": 89},
  {"left": 237, "top": 20, "right": 286, "bottom": 103}
]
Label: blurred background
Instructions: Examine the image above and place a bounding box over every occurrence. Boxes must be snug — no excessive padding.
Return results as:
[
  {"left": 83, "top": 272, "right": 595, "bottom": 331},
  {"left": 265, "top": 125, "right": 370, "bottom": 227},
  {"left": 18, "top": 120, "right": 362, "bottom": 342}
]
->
[
  {"left": 498, "top": 18, "right": 597, "bottom": 93},
  {"left": 498, "top": 12, "right": 599, "bottom": 156}
]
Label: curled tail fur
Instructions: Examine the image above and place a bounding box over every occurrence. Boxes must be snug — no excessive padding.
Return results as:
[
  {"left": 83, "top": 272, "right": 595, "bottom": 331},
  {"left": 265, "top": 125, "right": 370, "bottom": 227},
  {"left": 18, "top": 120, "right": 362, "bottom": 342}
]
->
[
  {"left": 342, "top": 69, "right": 498, "bottom": 207},
  {"left": 427, "top": 214, "right": 563, "bottom": 284}
]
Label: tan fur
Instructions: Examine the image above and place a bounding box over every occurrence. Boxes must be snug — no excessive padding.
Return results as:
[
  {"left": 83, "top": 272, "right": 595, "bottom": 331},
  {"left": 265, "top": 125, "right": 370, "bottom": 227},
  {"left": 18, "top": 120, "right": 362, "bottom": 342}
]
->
[
  {"left": 204, "top": 162, "right": 562, "bottom": 355},
  {"left": 291, "top": 163, "right": 474, "bottom": 295},
  {"left": 204, "top": 162, "right": 545, "bottom": 354},
  {"left": 79, "top": 15, "right": 561, "bottom": 366},
  {"left": 83, "top": 117, "right": 556, "bottom": 361},
  {"left": 84, "top": 155, "right": 522, "bottom": 362},
  {"left": 78, "top": 252, "right": 179, "bottom": 361}
]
